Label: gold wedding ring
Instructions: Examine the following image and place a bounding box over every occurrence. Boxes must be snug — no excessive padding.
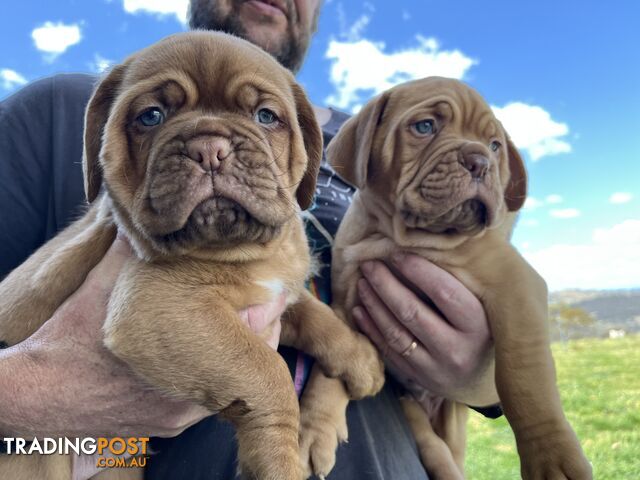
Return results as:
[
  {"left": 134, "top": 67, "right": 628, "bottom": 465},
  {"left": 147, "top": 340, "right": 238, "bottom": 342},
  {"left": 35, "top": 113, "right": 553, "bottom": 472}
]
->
[{"left": 401, "top": 340, "right": 418, "bottom": 358}]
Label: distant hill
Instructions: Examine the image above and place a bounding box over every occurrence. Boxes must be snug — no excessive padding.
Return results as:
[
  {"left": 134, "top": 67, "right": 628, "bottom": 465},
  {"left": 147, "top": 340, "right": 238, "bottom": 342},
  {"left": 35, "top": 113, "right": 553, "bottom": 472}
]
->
[{"left": 549, "top": 289, "right": 640, "bottom": 340}]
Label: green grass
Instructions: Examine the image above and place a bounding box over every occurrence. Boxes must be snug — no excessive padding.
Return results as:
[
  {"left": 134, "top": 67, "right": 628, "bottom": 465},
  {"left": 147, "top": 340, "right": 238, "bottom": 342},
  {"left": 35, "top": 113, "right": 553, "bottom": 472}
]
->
[{"left": 466, "top": 335, "right": 640, "bottom": 479}]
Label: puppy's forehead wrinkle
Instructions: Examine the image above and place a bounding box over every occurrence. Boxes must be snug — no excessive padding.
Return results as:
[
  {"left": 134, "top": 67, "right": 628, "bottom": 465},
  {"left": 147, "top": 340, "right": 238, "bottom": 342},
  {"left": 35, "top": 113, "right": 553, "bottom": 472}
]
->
[
  {"left": 392, "top": 80, "right": 461, "bottom": 119},
  {"left": 225, "top": 72, "right": 289, "bottom": 114},
  {"left": 125, "top": 36, "right": 291, "bottom": 115},
  {"left": 244, "top": 66, "right": 278, "bottom": 98},
  {"left": 456, "top": 89, "right": 498, "bottom": 138},
  {"left": 468, "top": 109, "right": 500, "bottom": 140},
  {"left": 393, "top": 78, "right": 498, "bottom": 136}
]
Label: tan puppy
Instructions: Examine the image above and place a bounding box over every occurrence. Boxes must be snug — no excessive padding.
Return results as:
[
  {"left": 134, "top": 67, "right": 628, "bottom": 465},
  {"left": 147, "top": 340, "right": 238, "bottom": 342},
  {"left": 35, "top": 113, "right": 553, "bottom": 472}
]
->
[
  {"left": 0, "top": 31, "right": 383, "bottom": 480},
  {"left": 301, "top": 77, "right": 592, "bottom": 479}
]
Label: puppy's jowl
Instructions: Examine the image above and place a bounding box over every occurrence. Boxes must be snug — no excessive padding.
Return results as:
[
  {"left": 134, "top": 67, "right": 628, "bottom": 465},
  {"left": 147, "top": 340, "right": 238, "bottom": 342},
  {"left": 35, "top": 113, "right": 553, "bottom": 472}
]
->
[
  {"left": 0, "top": 32, "right": 383, "bottom": 480},
  {"left": 299, "top": 77, "right": 592, "bottom": 480}
]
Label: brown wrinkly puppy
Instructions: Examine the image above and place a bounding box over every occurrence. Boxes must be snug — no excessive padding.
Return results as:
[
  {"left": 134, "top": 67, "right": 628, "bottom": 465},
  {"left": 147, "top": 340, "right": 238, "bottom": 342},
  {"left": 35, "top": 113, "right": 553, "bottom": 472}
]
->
[
  {"left": 302, "top": 77, "right": 592, "bottom": 479},
  {"left": 0, "top": 31, "right": 384, "bottom": 480}
]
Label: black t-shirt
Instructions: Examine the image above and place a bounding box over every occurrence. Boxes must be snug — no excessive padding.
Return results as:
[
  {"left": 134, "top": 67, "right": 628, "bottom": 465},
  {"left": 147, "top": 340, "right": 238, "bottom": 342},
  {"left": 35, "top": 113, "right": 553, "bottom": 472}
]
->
[{"left": 0, "top": 74, "right": 429, "bottom": 479}]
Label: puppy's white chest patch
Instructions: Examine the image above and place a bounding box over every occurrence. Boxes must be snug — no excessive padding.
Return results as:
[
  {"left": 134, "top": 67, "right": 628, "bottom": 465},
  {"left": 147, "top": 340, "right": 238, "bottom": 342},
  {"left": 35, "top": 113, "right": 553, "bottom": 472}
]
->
[
  {"left": 256, "top": 279, "right": 285, "bottom": 297},
  {"left": 255, "top": 279, "right": 299, "bottom": 306}
]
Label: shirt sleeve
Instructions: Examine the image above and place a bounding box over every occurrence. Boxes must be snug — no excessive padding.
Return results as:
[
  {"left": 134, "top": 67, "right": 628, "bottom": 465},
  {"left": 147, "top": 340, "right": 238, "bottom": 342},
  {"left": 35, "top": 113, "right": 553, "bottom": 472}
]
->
[{"left": 0, "top": 74, "right": 95, "bottom": 279}]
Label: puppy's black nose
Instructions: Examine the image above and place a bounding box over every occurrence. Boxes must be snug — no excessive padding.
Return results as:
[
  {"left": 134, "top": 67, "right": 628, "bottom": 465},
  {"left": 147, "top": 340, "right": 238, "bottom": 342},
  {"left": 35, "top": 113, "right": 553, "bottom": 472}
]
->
[
  {"left": 463, "top": 153, "right": 489, "bottom": 179},
  {"left": 186, "top": 136, "right": 231, "bottom": 172}
]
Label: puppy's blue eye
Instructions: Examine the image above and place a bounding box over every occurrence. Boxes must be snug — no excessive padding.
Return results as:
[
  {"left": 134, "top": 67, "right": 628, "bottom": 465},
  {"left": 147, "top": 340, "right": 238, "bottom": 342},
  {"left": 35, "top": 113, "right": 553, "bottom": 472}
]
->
[
  {"left": 256, "top": 108, "right": 278, "bottom": 125},
  {"left": 138, "top": 108, "right": 164, "bottom": 127},
  {"left": 413, "top": 119, "right": 435, "bottom": 135},
  {"left": 490, "top": 141, "right": 501, "bottom": 152}
]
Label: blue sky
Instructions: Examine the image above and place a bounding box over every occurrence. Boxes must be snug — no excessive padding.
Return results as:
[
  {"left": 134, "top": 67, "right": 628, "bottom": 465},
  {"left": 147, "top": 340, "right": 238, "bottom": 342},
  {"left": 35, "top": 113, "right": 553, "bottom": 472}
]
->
[{"left": 1, "top": 0, "right": 638, "bottom": 290}]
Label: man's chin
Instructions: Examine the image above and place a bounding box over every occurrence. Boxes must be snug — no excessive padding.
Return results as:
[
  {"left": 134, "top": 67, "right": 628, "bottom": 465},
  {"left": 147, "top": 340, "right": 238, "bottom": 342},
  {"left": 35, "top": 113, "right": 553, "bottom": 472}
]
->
[
  {"left": 188, "top": 0, "right": 309, "bottom": 72},
  {"left": 242, "top": 24, "right": 288, "bottom": 53}
]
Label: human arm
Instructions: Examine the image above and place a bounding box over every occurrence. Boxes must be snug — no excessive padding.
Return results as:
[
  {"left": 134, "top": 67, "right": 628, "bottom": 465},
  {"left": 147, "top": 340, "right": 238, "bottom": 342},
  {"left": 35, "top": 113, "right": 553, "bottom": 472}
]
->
[
  {"left": 0, "top": 237, "right": 208, "bottom": 438},
  {"left": 0, "top": 237, "right": 285, "bottom": 439}
]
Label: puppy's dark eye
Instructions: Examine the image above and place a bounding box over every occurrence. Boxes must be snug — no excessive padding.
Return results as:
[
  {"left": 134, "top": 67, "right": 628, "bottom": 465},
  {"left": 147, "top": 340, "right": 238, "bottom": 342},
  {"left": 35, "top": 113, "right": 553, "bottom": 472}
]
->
[
  {"left": 413, "top": 119, "right": 435, "bottom": 135},
  {"left": 137, "top": 108, "right": 165, "bottom": 127},
  {"left": 255, "top": 108, "right": 279, "bottom": 125},
  {"left": 490, "top": 140, "right": 502, "bottom": 152}
]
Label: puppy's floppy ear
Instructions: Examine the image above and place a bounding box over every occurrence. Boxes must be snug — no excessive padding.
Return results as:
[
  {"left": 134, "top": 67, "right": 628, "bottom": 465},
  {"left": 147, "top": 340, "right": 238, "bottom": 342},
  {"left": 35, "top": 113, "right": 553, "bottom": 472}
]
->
[
  {"left": 83, "top": 63, "right": 127, "bottom": 203},
  {"left": 326, "top": 91, "right": 390, "bottom": 189},
  {"left": 504, "top": 137, "right": 527, "bottom": 211},
  {"left": 291, "top": 82, "right": 323, "bottom": 210}
]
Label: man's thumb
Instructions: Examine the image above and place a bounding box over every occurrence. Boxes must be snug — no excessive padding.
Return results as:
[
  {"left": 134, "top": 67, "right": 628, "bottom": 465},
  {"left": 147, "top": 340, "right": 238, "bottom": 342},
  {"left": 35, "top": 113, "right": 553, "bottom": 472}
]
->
[{"left": 83, "top": 235, "right": 133, "bottom": 292}]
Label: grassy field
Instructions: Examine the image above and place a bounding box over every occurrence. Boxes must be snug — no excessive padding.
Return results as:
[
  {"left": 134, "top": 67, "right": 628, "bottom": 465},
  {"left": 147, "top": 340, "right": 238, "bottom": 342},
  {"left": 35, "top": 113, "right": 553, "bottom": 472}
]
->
[{"left": 465, "top": 335, "right": 640, "bottom": 479}]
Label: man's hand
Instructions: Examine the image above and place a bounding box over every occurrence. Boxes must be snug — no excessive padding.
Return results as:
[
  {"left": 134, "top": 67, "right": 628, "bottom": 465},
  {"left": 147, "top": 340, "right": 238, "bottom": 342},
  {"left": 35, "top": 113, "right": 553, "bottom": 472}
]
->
[
  {"left": 352, "top": 252, "right": 499, "bottom": 406},
  {"left": 1, "top": 236, "right": 285, "bottom": 439},
  {"left": 239, "top": 293, "right": 286, "bottom": 351}
]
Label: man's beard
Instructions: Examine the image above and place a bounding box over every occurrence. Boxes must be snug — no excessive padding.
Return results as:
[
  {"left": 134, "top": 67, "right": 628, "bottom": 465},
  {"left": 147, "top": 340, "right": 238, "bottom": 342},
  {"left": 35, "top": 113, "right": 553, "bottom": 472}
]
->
[{"left": 188, "top": 0, "right": 312, "bottom": 73}]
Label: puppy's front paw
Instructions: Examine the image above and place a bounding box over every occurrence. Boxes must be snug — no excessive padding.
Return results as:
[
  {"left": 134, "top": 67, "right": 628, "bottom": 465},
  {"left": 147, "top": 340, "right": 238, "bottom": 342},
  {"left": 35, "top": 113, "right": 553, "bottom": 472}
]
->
[
  {"left": 333, "top": 333, "right": 385, "bottom": 400},
  {"left": 519, "top": 429, "right": 592, "bottom": 480},
  {"left": 299, "top": 403, "right": 349, "bottom": 479}
]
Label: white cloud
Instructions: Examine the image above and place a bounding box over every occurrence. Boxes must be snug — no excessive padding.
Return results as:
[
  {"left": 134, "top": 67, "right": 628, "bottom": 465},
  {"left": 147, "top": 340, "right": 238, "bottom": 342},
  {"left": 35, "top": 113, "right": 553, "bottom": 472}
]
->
[
  {"left": 122, "top": 0, "right": 188, "bottom": 24},
  {"left": 88, "top": 54, "right": 114, "bottom": 73},
  {"left": 524, "top": 197, "right": 543, "bottom": 210},
  {"left": 524, "top": 219, "right": 640, "bottom": 290},
  {"left": 345, "top": 13, "right": 371, "bottom": 41},
  {"left": 609, "top": 192, "right": 633, "bottom": 204},
  {"left": 0, "top": 69, "right": 27, "bottom": 91},
  {"left": 336, "top": 2, "right": 375, "bottom": 41},
  {"left": 31, "top": 22, "right": 82, "bottom": 57},
  {"left": 492, "top": 102, "right": 571, "bottom": 161},
  {"left": 335, "top": 3, "right": 348, "bottom": 37},
  {"left": 325, "top": 35, "right": 477, "bottom": 112},
  {"left": 520, "top": 218, "right": 540, "bottom": 228},
  {"left": 526, "top": 195, "right": 565, "bottom": 210},
  {"left": 550, "top": 208, "right": 581, "bottom": 219},
  {"left": 546, "top": 194, "right": 563, "bottom": 204}
]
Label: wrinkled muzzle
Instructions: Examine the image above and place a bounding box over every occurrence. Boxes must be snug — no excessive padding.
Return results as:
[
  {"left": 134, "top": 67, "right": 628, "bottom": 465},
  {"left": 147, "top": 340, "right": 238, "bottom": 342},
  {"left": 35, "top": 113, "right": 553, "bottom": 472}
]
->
[
  {"left": 132, "top": 117, "right": 294, "bottom": 251},
  {"left": 400, "top": 146, "right": 504, "bottom": 235}
]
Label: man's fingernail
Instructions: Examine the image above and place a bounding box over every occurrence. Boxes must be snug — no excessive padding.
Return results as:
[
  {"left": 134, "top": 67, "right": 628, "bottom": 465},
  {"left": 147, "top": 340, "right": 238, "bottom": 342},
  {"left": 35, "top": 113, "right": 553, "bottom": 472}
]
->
[{"left": 352, "top": 306, "right": 364, "bottom": 322}]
